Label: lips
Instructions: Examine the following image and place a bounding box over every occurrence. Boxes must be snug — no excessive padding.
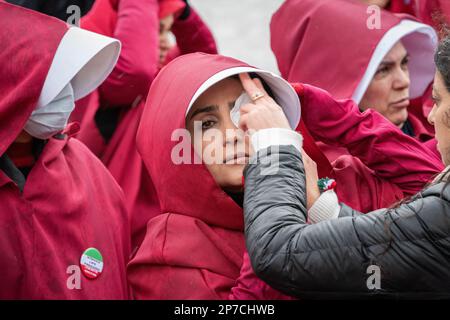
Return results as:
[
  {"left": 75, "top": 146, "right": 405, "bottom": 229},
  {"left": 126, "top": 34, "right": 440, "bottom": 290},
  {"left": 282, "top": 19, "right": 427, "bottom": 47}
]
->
[
  {"left": 224, "top": 153, "right": 249, "bottom": 164},
  {"left": 390, "top": 98, "right": 410, "bottom": 108}
]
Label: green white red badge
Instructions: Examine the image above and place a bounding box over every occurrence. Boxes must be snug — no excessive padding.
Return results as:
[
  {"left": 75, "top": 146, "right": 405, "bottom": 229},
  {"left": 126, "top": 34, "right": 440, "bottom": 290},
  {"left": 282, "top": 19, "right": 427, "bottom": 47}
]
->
[{"left": 80, "top": 248, "right": 103, "bottom": 279}]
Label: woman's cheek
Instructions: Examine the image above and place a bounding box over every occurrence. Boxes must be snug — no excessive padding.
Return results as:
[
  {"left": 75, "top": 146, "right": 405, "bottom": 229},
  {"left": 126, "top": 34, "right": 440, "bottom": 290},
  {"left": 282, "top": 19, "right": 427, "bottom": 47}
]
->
[
  {"left": 361, "top": 79, "right": 388, "bottom": 112},
  {"left": 374, "top": 85, "right": 393, "bottom": 117},
  {"left": 442, "top": 107, "right": 450, "bottom": 128}
]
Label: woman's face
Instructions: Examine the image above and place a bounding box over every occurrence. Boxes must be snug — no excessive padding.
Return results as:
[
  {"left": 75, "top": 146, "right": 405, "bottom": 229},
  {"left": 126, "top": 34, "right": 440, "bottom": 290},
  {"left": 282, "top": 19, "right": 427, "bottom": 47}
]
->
[
  {"left": 159, "top": 14, "right": 174, "bottom": 66},
  {"left": 360, "top": 41, "right": 411, "bottom": 128},
  {"left": 186, "top": 77, "right": 253, "bottom": 193},
  {"left": 429, "top": 71, "right": 450, "bottom": 166}
]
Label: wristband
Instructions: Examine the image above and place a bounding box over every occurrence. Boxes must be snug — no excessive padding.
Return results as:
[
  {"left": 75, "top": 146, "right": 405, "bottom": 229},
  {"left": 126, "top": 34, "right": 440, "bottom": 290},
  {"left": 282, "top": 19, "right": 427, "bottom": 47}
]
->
[{"left": 317, "top": 177, "right": 336, "bottom": 193}]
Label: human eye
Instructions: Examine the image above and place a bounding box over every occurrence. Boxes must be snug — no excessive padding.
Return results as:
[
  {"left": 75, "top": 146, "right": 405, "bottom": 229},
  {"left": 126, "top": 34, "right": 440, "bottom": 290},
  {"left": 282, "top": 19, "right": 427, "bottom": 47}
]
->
[
  {"left": 401, "top": 57, "right": 409, "bottom": 71},
  {"left": 432, "top": 95, "right": 441, "bottom": 106},
  {"left": 201, "top": 118, "right": 217, "bottom": 130},
  {"left": 375, "top": 65, "right": 390, "bottom": 77},
  {"left": 401, "top": 56, "right": 409, "bottom": 66}
]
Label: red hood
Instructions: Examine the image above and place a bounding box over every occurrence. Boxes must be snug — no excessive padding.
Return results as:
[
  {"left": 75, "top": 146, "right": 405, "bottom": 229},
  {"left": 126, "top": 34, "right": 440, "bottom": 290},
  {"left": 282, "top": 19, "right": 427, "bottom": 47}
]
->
[
  {"left": 271, "top": 0, "right": 437, "bottom": 102},
  {"left": 137, "top": 53, "right": 251, "bottom": 231},
  {"left": 0, "top": 2, "right": 68, "bottom": 156}
]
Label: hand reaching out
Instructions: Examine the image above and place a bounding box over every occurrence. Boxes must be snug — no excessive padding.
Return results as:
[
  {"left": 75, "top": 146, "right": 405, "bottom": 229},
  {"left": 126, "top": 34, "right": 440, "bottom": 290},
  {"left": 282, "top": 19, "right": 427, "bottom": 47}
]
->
[{"left": 238, "top": 73, "right": 291, "bottom": 132}]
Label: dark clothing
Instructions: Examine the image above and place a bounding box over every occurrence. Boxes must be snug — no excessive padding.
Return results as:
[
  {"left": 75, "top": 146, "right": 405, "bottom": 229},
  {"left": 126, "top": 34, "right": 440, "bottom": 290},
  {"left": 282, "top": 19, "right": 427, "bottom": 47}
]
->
[
  {"left": 401, "top": 118, "right": 416, "bottom": 137},
  {"left": 243, "top": 145, "right": 450, "bottom": 299}
]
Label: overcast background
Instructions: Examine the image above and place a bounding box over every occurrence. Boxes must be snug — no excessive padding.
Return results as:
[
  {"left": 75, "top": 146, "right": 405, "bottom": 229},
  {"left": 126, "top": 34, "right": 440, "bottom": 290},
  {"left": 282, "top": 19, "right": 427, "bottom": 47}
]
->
[{"left": 189, "top": 0, "right": 285, "bottom": 73}]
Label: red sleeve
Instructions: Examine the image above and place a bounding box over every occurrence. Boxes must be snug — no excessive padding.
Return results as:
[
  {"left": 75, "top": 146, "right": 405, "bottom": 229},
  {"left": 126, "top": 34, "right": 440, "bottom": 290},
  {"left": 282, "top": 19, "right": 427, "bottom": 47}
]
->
[
  {"left": 229, "top": 252, "right": 295, "bottom": 300},
  {"left": 296, "top": 83, "right": 444, "bottom": 195},
  {"left": 99, "top": 0, "right": 159, "bottom": 106},
  {"left": 170, "top": 7, "right": 218, "bottom": 56}
]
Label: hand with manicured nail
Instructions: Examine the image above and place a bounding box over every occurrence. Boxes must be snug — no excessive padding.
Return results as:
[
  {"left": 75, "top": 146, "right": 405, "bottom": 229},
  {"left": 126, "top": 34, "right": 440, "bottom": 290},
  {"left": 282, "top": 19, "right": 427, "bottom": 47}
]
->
[{"left": 238, "top": 73, "right": 291, "bottom": 132}]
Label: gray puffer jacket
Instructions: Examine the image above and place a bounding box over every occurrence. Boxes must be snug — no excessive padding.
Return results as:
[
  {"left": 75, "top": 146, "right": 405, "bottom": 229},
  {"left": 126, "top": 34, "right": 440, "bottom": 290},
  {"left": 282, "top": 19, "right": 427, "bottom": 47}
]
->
[{"left": 243, "top": 145, "right": 450, "bottom": 299}]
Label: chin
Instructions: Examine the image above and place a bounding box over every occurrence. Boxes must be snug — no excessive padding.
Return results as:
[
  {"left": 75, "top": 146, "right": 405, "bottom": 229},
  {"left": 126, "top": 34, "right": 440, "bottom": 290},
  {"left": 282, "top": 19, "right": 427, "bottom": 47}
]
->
[
  {"left": 392, "top": 112, "right": 408, "bottom": 127},
  {"left": 442, "top": 154, "right": 450, "bottom": 167},
  {"left": 222, "top": 179, "right": 244, "bottom": 193},
  {"left": 440, "top": 147, "right": 450, "bottom": 167},
  {"left": 219, "top": 167, "right": 245, "bottom": 191}
]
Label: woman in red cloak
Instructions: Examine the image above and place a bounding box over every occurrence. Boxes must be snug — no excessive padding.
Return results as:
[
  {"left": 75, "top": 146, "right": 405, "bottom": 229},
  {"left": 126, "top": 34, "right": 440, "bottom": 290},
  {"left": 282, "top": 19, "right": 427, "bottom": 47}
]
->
[
  {"left": 127, "top": 53, "right": 305, "bottom": 299},
  {"left": 270, "top": 0, "right": 443, "bottom": 212},
  {"left": 0, "top": 2, "right": 130, "bottom": 299}
]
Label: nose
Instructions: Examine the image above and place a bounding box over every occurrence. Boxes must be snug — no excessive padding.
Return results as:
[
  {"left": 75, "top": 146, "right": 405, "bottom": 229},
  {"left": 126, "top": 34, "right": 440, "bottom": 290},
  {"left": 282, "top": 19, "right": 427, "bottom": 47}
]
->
[
  {"left": 222, "top": 114, "right": 243, "bottom": 147},
  {"left": 393, "top": 67, "right": 410, "bottom": 91},
  {"left": 223, "top": 126, "right": 240, "bottom": 146},
  {"left": 428, "top": 104, "right": 437, "bottom": 126}
]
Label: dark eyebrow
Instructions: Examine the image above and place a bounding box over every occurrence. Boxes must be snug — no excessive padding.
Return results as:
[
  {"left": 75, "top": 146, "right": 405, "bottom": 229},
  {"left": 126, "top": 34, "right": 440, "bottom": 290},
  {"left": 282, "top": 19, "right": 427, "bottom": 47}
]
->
[
  {"left": 189, "top": 105, "right": 219, "bottom": 120},
  {"left": 189, "top": 99, "right": 238, "bottom": 120},
  {"left": 379, "top": 53, "right": 410, "bottom": 68},
  {"left": 378, "top": 60, "right": 395, "bottom": 68}
]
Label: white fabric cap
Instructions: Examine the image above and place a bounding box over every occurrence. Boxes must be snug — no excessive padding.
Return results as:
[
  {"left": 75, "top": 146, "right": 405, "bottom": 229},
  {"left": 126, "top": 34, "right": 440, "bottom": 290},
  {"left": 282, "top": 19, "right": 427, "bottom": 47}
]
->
[
  {"left": 186, "top": 66, "right": 301, "bottom": 129},
  {"left": 353, "top": 19, "right": 438, "bottom": 104},
  {"left": 37, "top": 26, "right": 121, "bottom": 108}
]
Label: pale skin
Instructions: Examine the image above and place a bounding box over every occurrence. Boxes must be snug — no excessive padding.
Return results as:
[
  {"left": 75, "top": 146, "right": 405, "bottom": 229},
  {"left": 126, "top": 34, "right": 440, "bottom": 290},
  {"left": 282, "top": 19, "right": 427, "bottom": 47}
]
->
[
  {"left": 360, "top": 41, "right": 411, "bottom": 128},
  {"left": 429, "top": 71, "right": 450, "bottom": 166}
]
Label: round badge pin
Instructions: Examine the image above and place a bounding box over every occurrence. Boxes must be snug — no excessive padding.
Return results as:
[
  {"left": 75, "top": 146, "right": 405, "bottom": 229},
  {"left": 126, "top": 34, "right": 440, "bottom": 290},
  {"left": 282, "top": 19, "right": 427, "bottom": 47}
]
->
[{"left": 80, "top": 248, "right": 104, "bottom": 280}]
